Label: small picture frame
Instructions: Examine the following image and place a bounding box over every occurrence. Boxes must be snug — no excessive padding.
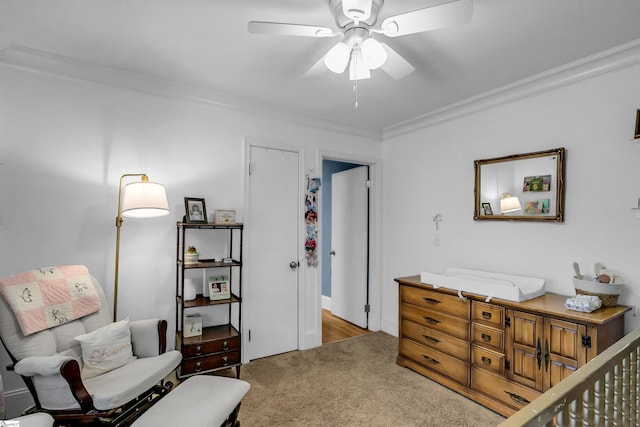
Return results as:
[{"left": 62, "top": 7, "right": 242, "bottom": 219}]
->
[
  {"left": 481, "top": 202, "right": 493, "bottom": 215},
  {"left": 184, "top": 197, "right": 207, "bottom": 223},
  {"left": 208, "top": 275, "right": 231, "bottom": 301},
  {"left": 635, "top": 109, "right": 640, "bottom": 139}
]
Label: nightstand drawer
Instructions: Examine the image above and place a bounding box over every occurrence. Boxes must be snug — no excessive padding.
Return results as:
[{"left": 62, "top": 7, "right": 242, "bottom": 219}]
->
[
  {"left": 182, "top": 336, "right": 239, "bottom": 358},
  {"left": 181, "top": 350, "right": 240, "bottom": 375}
]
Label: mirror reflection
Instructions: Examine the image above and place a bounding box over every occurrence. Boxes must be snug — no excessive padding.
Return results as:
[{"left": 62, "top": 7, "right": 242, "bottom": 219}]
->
[{"left": 474, "top": 148, "right": 565, "bottom": 222}]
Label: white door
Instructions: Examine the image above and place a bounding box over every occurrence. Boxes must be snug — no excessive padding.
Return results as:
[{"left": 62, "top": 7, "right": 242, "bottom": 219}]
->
[
  {"left": 247, "top": 145, "right": 300, "bottom": 360},
  {"left": 331, "top": 166, "right": 368, "bottom": 328}
]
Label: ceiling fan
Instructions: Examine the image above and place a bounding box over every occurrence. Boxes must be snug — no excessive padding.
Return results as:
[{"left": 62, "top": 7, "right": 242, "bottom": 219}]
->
[{"left": 248, "top": 0, "right": 473, "bottom": 81}]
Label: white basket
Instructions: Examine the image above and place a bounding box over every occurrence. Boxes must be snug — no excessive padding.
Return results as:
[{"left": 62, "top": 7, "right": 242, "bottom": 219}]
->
[{"left": 573, "top": 276, "right": 623, "bottom": 307}]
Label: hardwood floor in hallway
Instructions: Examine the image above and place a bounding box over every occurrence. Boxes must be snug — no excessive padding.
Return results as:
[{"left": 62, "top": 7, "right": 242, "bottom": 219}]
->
[{"left": 322, "top": 309, "right": 369, "bottom": 344}]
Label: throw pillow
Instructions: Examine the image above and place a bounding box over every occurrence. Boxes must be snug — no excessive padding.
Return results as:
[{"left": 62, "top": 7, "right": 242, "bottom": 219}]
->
[{"left": 75, "top": 318, "right": 136, "bottom": 379}]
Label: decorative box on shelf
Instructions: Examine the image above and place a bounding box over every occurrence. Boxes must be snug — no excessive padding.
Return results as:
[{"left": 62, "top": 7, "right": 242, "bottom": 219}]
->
[{"left": 214, "top": 209, "right": 236, "bottom": 225}]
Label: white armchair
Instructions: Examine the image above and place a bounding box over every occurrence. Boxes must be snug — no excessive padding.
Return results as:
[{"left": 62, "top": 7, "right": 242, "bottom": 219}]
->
[{"left": 0, "top": 271, "right": 181, "bottom": 425}]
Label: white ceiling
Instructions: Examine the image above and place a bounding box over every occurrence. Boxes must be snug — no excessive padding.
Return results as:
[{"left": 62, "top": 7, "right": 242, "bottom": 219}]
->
[{"left": 1, "top": 0, "right": 640, "bottom": 136}]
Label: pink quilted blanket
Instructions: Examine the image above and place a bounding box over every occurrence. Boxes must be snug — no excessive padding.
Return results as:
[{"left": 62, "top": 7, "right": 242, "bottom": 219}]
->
[{"left": 0, "top": 265, "right": 102, "bottom": 336}]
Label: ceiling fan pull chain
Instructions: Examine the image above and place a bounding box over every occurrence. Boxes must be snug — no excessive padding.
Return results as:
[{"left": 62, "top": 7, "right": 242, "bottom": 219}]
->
[{"left": 354, "top": 80, "right": 359, "bottom": 109}]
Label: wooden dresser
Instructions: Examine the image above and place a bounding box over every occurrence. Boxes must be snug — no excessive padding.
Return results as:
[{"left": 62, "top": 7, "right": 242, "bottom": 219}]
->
[{"left": 395, "top": 275, "right": 630, "bottom": 417}]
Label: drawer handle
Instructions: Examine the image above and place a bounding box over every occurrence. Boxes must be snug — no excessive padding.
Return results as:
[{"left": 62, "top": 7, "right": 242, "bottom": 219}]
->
[
  {"left": 481, "top": 356, "right": 492, "bottom": 365},
  {"left": 222, "top": 356, "right": 229, "bottom": 366},
  {"left": 222, "top": 341, "right": 229, "bottom": 351},
  {"left": 195, "top": 345, "right": 202, "bottom": 356},
  {"left": 423, "top": 316, "right": 441, "bottom": 325},
  {"left": 423, "top": 335, "right": 440, "bottom": 344},
  {"left": 195, "top": 362, "right": 202, "bottom": 372},
  {"left": 422, "top": 354, "right": 440, "bottom": 365},
  {"left": 505, "top": 391, "right": 530, "bottom": 406},
  {"left": 482, "top": 311, "right": 492, "bottom": 320},
  {"left": 481, "top": 333, "right": 492, "bottom": 343},
  {"left": 423, "top": 297, "right": 441, "bottom": 305}
]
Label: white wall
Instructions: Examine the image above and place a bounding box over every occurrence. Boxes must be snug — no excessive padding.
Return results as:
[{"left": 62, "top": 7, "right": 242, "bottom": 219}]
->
[
  {"left": 0, "top": 64, "right": 380, "bottom": 416},
  {"left": 380, "top": 48, "right": 640, "bottom": 336}
]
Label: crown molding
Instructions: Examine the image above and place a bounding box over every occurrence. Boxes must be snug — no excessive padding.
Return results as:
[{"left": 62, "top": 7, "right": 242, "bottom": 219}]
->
[
  {"left": 0, "top": 45, "right": 381, "bottom": 141},
  {"left": 383, "top": 38, "right": 640, "bottom": 140}
]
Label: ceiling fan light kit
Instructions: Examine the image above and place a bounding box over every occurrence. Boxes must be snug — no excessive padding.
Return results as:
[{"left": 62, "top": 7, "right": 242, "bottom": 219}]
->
[{"left": 248, "top": 0, "right": 473, "bottom": 81}]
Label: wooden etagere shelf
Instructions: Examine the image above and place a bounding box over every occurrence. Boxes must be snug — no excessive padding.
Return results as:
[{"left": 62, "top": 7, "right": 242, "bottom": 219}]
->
[{"left": 175, "top": 222, "right": 243, "bottom": 379}]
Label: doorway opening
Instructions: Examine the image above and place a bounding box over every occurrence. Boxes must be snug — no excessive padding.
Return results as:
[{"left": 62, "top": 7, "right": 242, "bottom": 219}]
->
[{"left": 321, "top": 159, "right": 371, "bottom": 344}]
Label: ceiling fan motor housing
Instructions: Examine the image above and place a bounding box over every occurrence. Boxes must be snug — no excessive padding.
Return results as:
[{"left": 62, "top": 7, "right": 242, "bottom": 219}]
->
[{"left": 329, "top": 0, "right": 384, "bottom": 28}]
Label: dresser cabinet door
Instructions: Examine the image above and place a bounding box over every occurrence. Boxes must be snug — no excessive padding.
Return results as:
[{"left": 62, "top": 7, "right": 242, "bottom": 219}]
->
[
  {"left": 507, "top": 310, "right": 544, "bottom": 391},
  {"left": 543, "top": 317, "right": 582, "bottom": 390}
]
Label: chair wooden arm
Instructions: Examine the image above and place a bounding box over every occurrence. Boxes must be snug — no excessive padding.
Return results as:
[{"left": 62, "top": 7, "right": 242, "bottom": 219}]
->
[
  {"left": 158, "top": 319, "right": 167, "bottom": 354},
  {"left": 60, "top": 359, "right": 95, "bottom": 413}
]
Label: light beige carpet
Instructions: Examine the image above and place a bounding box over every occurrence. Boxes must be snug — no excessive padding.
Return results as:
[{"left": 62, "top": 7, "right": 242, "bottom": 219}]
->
[{"left": 236, "top": 332, "right": 506, "bottom": 426}]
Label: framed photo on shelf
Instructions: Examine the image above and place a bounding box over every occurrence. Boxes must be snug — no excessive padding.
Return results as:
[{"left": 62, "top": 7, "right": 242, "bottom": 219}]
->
[
  {"left": 208, "top": 275, "right": 230, "bottom": 301},
  {"left": 481, "top": 202, "right": 493, "bottom": 215},
  {"left": 184, "top": 197, "right": 207, "bottom": 223}
]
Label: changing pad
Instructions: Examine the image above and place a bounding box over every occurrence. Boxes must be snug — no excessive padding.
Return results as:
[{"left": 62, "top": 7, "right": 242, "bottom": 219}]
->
[{"left": 420, "top": 267, "right": 546, "bottom": 302}]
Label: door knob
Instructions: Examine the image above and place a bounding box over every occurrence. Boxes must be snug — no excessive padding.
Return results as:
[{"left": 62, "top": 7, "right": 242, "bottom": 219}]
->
[
  {"left": 329, "top": 250, "right": 336, "bottom": 255},
  {"left": 289, "top": 261, "right": 299, "bottom": 269}
]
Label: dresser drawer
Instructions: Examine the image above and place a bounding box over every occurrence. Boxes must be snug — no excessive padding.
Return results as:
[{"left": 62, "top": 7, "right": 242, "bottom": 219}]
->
[
  {"left": 400, "top": 337, "right": 469, "bottom": 385},
  {"left": 471, "top": 345, "right": 505, "bottom": 375},
  {"left": 471, "top": 323, "right": 504, "bottom": 352},
  {"left": 402, "top": 303, "right": 470, "bottom": 340},
  {"left": 182, "top": 336, "right": 239, "bottom": 358},
  {"left": 402, "top": 319, "right": 470, "bottom": 361},
  {"left": 181, "top": 350, "right": 240, "bottom": 375},
  {"left": 401, "top": 286, "right": 470, "bottom": 319},
  {"left": 471, "top": 367, "right": 540, "bottom": 411},
  {"left": 472, "top": 301, "right": 504, "bottom": 328}
]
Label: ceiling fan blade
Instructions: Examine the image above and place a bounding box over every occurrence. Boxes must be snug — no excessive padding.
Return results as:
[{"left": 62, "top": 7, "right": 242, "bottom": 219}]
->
[
  {"left": 380, "top": 0, "right": 473, "bottom": 37},
  {"left": 248, "top": 21, "right": 337, "bottom": 38},
  {"left": 379, "top": 43, "right": 415, "bottom": 80}
]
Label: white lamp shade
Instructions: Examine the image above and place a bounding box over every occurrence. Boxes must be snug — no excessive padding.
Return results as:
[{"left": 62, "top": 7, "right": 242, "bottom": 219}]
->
[
  {"left": 349, "top": 47, "right": 371, "bottom": 80},
  {"left": 342, "top": 0, "right": 372, "bottom": 21},
  {"left": 500, "top": 196, "right": 522, "bottom": 213},
  {"left": 121, "top": 181, "right": 170, "bottom": 218},
  {"left": 324, "top": 41, "right": 351, "bottom": 73},
  {"left": 361, "top": 37, "right": 387, "bottom": 69}
]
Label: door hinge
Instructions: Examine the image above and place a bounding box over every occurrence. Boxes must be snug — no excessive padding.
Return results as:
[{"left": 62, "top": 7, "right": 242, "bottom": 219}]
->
[
  {"left": 582, "top": 335, "right": 592, "bottom": 348},
  {"left": 248, "top": 329, "right": 251, "bottom": 342},
  {"left": 505, "top": 360, "right": 510, "bottom": 371},
  {"left": 248, "top": 162, "right": 255, "bottom": 176},
  {"left": 365, "top": 180, "right": 372, "bottom": 188},
  {"left": 505, "top": 316, "right": 511, "bottom": 327},
  {"left": 364, "top": 304, "right": 370, "bottom": 313}
]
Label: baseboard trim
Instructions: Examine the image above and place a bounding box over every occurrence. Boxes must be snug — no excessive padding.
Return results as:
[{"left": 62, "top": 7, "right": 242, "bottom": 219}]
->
[
  {"left": 321, "top": 295, "right": 331, "bottom": 311},
  {"left": 4, "top": 387, "right": 34, "bottom": 419}
]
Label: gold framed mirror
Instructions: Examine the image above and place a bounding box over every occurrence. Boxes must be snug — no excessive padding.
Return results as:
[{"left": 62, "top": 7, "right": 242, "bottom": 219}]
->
[{"left": 474, "top": 148, "right": 565, "bottom": 222}]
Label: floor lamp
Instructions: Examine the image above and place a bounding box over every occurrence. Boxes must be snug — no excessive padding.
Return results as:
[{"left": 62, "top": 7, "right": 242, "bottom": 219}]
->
[{"left": 114, "top": 173, "right": 169, "bottom": 321}]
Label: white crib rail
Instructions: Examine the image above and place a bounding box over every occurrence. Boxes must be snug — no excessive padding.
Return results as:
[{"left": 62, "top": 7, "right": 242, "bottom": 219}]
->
[{"left": 499, "top": 327, "right": 640, "bottom": 427}]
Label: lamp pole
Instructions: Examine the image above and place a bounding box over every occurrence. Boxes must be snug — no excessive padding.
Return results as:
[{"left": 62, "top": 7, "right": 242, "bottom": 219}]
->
[{"left": 114, "top": 174, "right": 146, "bottom": 321}]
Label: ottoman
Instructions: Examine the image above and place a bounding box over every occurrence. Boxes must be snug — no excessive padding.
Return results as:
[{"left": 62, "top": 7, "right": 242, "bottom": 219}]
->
[{"left": 133, "top": 375, "right": 251, "bottom": 427}]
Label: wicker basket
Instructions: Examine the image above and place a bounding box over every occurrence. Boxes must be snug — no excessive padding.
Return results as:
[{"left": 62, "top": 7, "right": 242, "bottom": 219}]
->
[{"left": 573, "top": 277, "right": 623, "bottom": 307}]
